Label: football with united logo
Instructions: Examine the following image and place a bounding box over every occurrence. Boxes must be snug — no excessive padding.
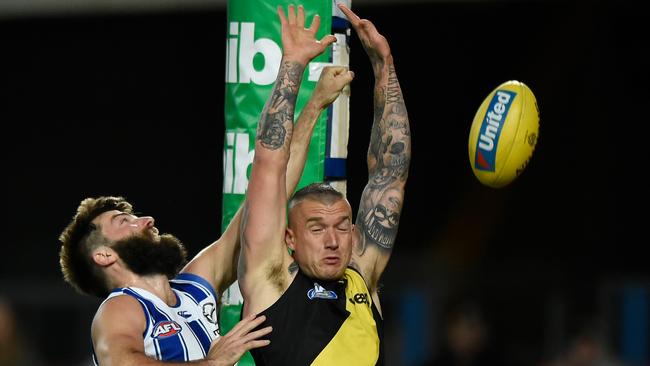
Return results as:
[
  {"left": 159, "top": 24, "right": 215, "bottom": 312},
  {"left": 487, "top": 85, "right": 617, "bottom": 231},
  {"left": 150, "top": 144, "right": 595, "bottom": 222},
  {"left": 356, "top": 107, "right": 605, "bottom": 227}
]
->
[{"left": 468, "top": 80, "right": 540, "bottom": 188}]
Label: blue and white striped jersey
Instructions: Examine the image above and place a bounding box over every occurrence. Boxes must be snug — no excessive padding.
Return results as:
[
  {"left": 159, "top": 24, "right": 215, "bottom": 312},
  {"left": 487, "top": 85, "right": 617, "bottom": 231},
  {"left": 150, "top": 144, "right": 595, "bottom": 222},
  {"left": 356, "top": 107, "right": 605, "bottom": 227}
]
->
[{"left": 92, "top": 273, "right": 220, "bottom": 365}]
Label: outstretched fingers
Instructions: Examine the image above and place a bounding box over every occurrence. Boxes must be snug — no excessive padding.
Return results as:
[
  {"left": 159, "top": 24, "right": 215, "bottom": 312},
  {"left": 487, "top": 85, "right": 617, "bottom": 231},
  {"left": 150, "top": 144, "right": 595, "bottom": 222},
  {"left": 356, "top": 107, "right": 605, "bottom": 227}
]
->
[
  {"left": 206, "top": 314, "right": 272, "bottom": 363},
  {"left": 277, "top": 6, "right": 288, "bottom": 27},
  {"left": 245, "top": 338, "right": 272, "bottom": 351},
  {"left": 337, "top": 3, "right": 360, "bottom": 26},
  {"left": 336, "top": 2, "right": 390, "bottom": 61},
  {"left": 287, "top": 4, "right": 297, "bottom": 25},
  {"left": 308, "top": 13, "right": 321, "bottom": 34},
  {"left": 226, "top": 313, "right": 267, "bottom": 339},
  {"left": 296, "top": 5, "right": 305, "bottom": 28},
  {"left": 242, "top": 326, "right": 273, "bottom": 346},
  {"left": 277, "top": 4, "right": 334, "bottom": 65},
  {"left": 337, "top": 3, "right": 377, "bottom": 35},
  {"left": 319, "top": 34, "right": 337, "bottom": 48},
  {"left": 337, "top": 3, "right": 373, "bottom": 41},
  {"left": 337, "top": 3, "right": 380, "bottom": 38}
]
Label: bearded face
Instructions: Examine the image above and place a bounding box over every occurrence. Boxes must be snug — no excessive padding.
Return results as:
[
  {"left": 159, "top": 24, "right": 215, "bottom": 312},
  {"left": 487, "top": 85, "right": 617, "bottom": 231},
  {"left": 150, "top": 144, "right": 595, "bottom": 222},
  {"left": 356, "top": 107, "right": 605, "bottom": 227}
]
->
[{"left": 111, "top": 231, "right": 188, "bottom": 279}]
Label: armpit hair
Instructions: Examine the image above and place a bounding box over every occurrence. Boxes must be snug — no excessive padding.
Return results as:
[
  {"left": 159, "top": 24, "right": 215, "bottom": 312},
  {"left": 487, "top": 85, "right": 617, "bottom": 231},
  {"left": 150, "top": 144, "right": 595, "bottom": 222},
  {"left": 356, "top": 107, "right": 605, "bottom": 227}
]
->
[{"left": 267, "top": 260, "right": 288, "bottom": 294}]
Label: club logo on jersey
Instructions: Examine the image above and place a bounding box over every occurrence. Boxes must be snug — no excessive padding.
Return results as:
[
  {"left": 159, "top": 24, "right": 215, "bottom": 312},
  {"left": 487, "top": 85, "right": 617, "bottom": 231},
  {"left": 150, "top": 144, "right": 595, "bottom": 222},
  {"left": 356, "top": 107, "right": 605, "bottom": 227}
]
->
[
  {"left": 203, "top": 303, "right": 217, "bottom": 324},
  {"left": 151, "top": 321, "right": 182, "bottom": 339},
  {"left": 475, "top": 90, "right": 516, "bottom": 172},
  {"left": 307, "top": 283, "right": 338, "bottom": 300}
]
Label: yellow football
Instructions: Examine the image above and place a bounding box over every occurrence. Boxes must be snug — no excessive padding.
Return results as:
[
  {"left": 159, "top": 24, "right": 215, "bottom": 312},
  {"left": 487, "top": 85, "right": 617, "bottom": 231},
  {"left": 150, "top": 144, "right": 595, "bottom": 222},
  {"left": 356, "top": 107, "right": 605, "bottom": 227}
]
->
[{"left": 468, "top": 80, "right": 540, "bottom": 188}]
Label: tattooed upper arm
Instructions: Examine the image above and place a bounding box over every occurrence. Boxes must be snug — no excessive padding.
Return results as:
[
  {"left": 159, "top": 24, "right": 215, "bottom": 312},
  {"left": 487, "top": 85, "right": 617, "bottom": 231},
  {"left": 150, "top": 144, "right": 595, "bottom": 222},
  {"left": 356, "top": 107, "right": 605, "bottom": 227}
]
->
[
  {"left": 356, "top": 185, "right": 405, "bottom": 252},
  {"left": 241, "top": 60, "right": 306, "bottom": 281}
]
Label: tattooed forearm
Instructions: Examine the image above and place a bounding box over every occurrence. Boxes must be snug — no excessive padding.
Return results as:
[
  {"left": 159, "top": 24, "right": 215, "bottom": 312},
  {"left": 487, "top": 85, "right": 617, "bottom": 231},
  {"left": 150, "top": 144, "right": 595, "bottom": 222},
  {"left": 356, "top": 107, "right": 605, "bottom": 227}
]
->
[
  {"left": 385, "top": 64, "right": 402, "bottom": 104},
  {"left": 373, "top": 87, "right": 386, "bottom": 126},
  {"left": 357, "top": 60, "right": 410, "bottom": 253},
  {"left": 258, "top": 111, "right": 288, "bottom": 150},
  {"left": 356, "top": 187, "right": 403, "bottom": 251},
  {"left": 257, "top": 61, "right": 304, "bottom": 150},
  {"left": 370, "top": 57, "right": 385, "bottom": 78},
  {"left": 367, "top": 64, "right": 411, "bottom": 189}
]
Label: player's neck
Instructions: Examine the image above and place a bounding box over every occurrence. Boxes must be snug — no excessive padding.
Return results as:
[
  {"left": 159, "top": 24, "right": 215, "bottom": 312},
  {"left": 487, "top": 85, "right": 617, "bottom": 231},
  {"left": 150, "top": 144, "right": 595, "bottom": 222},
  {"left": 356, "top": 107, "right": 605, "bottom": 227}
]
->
[{"left": 124, "top": 273, "right": 177, "bottom": 306}]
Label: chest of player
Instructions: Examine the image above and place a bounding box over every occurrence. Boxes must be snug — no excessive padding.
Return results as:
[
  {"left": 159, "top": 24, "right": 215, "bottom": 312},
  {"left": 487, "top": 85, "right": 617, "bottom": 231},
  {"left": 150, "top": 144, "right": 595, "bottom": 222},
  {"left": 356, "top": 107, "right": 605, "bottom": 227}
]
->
[{"left": 254, "top": 269, "right": 383, "bottom": 365}]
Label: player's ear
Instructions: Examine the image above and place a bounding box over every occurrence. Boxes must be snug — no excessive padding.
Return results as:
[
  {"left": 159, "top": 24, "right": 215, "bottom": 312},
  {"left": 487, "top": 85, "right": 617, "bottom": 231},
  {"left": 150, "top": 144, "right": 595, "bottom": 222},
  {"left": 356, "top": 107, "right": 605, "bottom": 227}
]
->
[
  {"left": 351, "top": 225, "right": 365, "bottom": 254},
  {"left": 285, "top": 228, "right": 296, "bottom": 251},
  {"left": 92, "top": 246, "right": 118, "bottom": 267}
]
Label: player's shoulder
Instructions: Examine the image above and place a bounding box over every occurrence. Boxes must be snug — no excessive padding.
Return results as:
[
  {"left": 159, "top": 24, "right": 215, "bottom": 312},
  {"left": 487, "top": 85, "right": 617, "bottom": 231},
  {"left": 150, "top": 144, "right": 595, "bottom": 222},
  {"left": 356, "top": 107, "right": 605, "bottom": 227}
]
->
[{"left": 93, "top": 293, "right": 144, "bottom": 327}]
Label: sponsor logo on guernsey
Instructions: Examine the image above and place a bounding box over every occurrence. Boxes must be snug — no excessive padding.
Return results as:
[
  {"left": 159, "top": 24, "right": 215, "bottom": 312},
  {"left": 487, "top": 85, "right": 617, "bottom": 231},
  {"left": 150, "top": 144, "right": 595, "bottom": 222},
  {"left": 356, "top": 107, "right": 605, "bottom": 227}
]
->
[
  {"left": 307, "top": 283, "right": 338, "bottom": 300},
  {"left": 177, "top": 310, "right": 192, "bottom": 319},
  {"left": 475, "top": 90, "right": 516, "bottom": 172},
  {"left": 151, "top": 321, "right": 182, "bottom": 339},
  {"left": 349, "top": 292, "right": 370, "bottom": 306}
]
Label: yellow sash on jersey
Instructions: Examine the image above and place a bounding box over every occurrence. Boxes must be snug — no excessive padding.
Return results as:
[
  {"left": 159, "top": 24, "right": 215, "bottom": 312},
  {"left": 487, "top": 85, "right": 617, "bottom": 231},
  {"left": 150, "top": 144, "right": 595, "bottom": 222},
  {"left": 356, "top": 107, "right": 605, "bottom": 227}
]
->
[{"left": 311, "top": 268, "right": 380, "bottom": 365}]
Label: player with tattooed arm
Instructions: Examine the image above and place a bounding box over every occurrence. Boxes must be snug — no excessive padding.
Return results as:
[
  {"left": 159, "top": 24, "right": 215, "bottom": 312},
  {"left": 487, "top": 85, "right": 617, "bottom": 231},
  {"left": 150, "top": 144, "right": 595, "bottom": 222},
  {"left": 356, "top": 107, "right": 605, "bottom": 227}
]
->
[{"left": 239, "top": 3, "right": 410, "bottom": 365}]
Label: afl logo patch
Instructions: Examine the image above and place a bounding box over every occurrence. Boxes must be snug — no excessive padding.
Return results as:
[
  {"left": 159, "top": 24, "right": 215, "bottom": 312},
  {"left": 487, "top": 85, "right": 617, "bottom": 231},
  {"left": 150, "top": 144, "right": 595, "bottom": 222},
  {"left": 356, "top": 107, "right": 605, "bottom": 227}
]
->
[
  {"left": 307, "top": 282, "right": 338, "bottom": 300},
  {"left": 151, "top": 321, "right": 182, "bottom": 339}
]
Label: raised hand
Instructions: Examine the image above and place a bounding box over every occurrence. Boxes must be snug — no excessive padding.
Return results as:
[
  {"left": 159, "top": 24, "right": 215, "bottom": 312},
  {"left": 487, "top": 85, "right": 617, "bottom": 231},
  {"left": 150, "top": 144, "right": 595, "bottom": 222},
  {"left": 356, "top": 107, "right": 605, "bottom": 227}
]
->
[
  {"left": 312, "top": 66, "right": 355, "bottom": 109},
  {"left": 278, "top": 4, "right": 337, "bottom": 66},
  {"left": 206, "top": 314, "right": 271, "bottom": 366},
  {"left": 337, "top": 3, "right": 391, "bottom": 71}
]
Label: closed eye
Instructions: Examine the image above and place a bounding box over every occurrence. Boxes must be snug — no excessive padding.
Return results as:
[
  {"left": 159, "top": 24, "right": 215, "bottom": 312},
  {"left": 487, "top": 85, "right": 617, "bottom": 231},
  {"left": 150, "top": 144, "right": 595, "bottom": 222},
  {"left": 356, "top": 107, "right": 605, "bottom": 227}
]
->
[{"left": 310, "top": 226, "right": 324, "bottom": 233}]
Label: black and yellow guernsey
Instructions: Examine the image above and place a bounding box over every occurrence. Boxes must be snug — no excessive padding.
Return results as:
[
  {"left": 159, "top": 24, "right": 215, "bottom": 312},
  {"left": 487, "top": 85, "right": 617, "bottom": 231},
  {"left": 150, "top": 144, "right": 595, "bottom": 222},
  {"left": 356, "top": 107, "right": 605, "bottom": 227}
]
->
[{"left": 249, "top": 267, "right": 384, "bottom": 365}]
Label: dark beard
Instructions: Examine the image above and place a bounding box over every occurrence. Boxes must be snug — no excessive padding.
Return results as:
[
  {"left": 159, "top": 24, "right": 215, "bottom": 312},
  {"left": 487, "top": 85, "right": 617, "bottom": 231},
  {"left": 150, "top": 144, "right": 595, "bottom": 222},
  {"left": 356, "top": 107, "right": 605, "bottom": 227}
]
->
[{"left": 112, "top": 232, "right": 188, "bottom": 279}]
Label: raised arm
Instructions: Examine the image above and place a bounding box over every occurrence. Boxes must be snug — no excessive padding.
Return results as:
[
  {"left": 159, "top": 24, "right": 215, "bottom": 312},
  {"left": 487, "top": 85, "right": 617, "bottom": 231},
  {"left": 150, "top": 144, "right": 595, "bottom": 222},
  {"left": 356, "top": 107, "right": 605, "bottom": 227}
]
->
[
  {"left": 239, "top": 5, "right": 336, "bottom": 312},
  {"left": 338, "top": 4, "right": 411, "bottom": 293},
  {"left": 287, "top": 66, "right": 354, "bottom": 192},
  {"left": 181, "top": 66, "right": 353, "bottom": 296}
]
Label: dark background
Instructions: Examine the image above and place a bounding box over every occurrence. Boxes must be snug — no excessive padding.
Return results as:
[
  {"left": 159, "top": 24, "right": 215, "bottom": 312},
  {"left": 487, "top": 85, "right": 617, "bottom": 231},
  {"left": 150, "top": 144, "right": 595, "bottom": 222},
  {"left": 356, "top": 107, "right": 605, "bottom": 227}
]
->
[{"left": 1, "top": 0, "right": 647, "bottom": 365}]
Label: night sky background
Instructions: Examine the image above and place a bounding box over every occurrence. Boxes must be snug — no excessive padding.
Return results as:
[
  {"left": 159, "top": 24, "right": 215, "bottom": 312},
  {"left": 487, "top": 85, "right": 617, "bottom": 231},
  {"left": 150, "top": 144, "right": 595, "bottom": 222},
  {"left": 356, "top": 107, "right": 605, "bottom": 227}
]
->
[{"left": 1, "top": 1, "right": 647, "bottom": 365}]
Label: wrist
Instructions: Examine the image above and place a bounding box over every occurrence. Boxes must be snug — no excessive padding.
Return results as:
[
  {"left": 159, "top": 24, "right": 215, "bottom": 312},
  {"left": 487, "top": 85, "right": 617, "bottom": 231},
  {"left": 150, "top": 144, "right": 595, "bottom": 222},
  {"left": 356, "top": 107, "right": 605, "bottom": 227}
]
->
[
  {"left": 305, "top": 98, "right": 326, "bottom": 113},
  {"left": 282, "top": 54, "right": 310, "bottom": 68},
  {"left": 372, "top": 54, "right": 394, "bottom": 77}
]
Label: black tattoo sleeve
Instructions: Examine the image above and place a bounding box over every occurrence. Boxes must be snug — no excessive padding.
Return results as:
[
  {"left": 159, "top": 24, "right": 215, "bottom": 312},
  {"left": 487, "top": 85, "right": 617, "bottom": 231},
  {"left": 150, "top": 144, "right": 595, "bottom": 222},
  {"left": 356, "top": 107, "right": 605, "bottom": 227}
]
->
[
  {"left": 256, "top": 61, "right": 304, "bottom": 151},
  {"left": 357, "top": 63, "right": 410, "bottom": 253}
]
